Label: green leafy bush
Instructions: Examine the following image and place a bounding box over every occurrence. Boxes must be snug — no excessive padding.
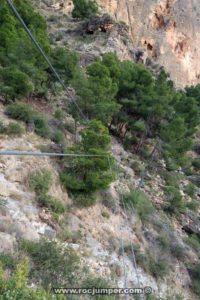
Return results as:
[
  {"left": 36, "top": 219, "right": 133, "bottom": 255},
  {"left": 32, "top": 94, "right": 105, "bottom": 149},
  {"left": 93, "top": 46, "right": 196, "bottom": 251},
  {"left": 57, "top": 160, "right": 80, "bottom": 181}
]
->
[
  {"left": 29, "top": 169, "right": 65, "bottom": 214},
  {"left": 156, "top": 233, "right": 170, "bottom": 250},
  {"left": 133, "top": 246, "right": 169, "bottom": 279},
  {"left": 54, "top": 109, "right": 64, "bottom": 121},
  {"left": 20, "top": 239, "right": 80, "bottom": 289},
  {"left": 192, "top": 158, "right": 200, "bottom": 169},
  {"left": 164, "top": 186, "right": 186, "bottom": 214},
  {"left": 0, "top": 121, "right": 7, "bottom": 134},
  {"left": 51, "top": 130, "right": 64, "bottom": 144},
  {"left": 185, "top": 234, "right": 200, "bottom": 252},
  {"left": 148, "top": 257, "right": 169, "bottom": 279},
  {"left": 82, "top": 276, "right": 118, "bottom": 299},
  {"left": 0, "top": 257, "right": 65, "bottom": 299},
  {"left": 33, "top": 115, "right": 50, "bottom": 138},
  {"left": 6, "top": 103, "right": 51, "bottom": 138},
  {"left": 123, "top": 189, "right": 154, "bottom": 222},
  {"left": 72, "top": 0, "right": 98, "bottom": 19},
  {"left": 184, "top": 182, "right": 197, "bottom": 197},
  {"left": 72, "top": 192, "right": 96, "bottom": 207},
  {"left": 29, "top": 169, "right": 52, "bottom": 194},
  {"left": 189, "top": 263, "right": 200, "bottom": 297},
  {"left": 6, "top": 103, "right": 34, "bottom": 122},
  {"left": 170, "top": 244, "right": 185, "bottom": 260},
  {"left": 6, "top": 122, "right": 24, "bottom": 136},
  {"left": 36, "top": 193, "right": 65, "bottom": 214}
]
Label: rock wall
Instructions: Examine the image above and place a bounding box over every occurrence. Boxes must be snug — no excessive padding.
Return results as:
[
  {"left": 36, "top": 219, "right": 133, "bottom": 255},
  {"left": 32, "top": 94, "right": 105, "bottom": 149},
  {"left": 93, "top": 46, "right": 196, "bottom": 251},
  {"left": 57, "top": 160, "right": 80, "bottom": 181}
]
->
[{"left": 96, "top": 0, "right": 200, "bottom": 88}]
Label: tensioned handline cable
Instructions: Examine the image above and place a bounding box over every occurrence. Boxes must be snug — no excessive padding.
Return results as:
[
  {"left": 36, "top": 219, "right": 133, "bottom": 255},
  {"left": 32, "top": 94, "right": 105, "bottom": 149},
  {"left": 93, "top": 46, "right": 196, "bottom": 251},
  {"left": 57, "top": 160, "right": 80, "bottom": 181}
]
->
[
  {"left": 6, "top": 0, "right": 87, "bottom": 122},
  {"left": 0, "top": 150, "right": 107, "bottom": 158}
]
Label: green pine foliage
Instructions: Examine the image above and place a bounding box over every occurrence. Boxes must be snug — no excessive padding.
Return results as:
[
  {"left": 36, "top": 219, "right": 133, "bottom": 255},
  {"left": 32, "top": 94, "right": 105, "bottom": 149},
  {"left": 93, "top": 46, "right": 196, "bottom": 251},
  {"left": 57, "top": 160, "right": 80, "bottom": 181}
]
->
[
  {"left": 72, "top": 0, "right": 98, "bottom": 19},
  {"left": 0, "top": 0, "right": 78, "bottom": 101},
  {"left": 60, "top": 120, "right": 115, "bottom": 202}
]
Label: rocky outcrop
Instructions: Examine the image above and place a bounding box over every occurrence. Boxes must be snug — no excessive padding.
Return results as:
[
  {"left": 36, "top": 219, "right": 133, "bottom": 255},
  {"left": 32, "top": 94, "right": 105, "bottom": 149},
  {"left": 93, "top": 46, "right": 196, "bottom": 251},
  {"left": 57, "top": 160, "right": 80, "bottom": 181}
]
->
[{"left": 96, "top": 0, "right": 200, "bottom": 88}]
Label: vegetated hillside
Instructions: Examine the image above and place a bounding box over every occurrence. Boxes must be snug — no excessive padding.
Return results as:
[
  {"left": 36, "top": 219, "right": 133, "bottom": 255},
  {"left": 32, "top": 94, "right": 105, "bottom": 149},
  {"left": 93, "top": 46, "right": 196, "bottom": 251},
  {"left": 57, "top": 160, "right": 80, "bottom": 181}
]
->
[{"left": 1, "top": 0, "right": 200, "bottom": 299}]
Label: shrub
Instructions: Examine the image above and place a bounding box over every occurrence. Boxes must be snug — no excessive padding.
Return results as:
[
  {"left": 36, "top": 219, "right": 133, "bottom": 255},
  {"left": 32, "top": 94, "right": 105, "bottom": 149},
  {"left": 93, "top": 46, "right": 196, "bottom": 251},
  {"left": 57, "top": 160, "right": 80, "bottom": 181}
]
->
[
  {"left": 20, "top": 239, "right": 80, "bottom": 289},
  {"left": 0, "top": 253, "right": 16, "bottom": 270},
  {"left": 192, "top": 158, "right": 200, "bottom": 169},
  {"left": 189, "top": 264, "right": 200, "bottom": 297},
  {"left": 36, "top": 193, "right": 65, "bottom": 214},
  {"left": 6, "top": 103, "right": 51, "bottom": 138},
  {"left": 186, "top": 199, "right": 200, "bottom": 211},
  {"left": 123, "top": 189, "right": 154, "bottom": 222},
  {"left": 29, "top": 169, "right": 52, "bottom": 194},
  {"left": 51, "top": 130, "right": 64, "bottom": 144},
  {"left": 170, "top": 244, "right": 185, "bottom": 260},
  {"left": 185, "top": 234, "right": 200, "bottom": 252},
  {"left": 148, "top": 257, "right": 169, "bottom": 279},
  {"left": 0, "top": 258, "right": 65, "bottom": 299},
  {"left": 162, "top": 171, "right": 180, "bottom": 188},
  {"left": 0, "top": 121, "right": 6, "bottom": 134},
  {"left": 72, "top": 192, "right": 96, "bottom": 207},
  {"left": 6, "top": 122, "right": 24, "bottom": 136},
  {"left": 164, "top": 186, "right": 186, "bottom": 214},
  {"left": 82, "top": 276, "right": 117, "bottom": 299},
  {"left": 6, "top": 103, "right": 34, "bottom": 122},
  {"left": 184, "top": 182, "right": 197, "bottom": 198},
  {"left": 156, "top": 233, "right": 170, "bottom": 251},
  {"left": 72, "top": 0, "right": 98, "bottom": 19},
  {"left": 54, "top": 109, "right": 64, "bottom": 121},
  {"left": 33, "top": 115, "right": 50, "bottom": 138}
]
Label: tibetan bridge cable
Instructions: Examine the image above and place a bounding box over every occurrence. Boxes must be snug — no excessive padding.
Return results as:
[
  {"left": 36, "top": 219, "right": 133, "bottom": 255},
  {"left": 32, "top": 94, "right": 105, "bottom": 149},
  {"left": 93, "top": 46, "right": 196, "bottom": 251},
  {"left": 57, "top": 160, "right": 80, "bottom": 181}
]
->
[
  {"left": 6, "top": 0, "right": 88, "bottom": 123},
  {"left": 0, "top": 150, "right": 107, "bottom": 158}
]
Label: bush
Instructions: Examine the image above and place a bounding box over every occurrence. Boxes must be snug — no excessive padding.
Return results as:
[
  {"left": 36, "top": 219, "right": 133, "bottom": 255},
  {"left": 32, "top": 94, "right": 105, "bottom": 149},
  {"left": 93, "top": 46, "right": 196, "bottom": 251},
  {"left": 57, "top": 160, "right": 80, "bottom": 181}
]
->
[
  {"left": 20, "top": 239, "right": 80, "bottom": 289},
  {"left": 6, "top": 122, "right": 24, "bottom": 136},
  {"left": 0, "top": 257, "right": 66, "bottom": 299},
  {"left": 162, "top": 171, "right": 180, "bottom": 188},
  {"left": 164, "top": 186, "right": 186, "bottom": 214},
  {"left": 0, "top": 121, "right": 6, "bottom": 134},
  {"left": 184, "top": 182, "right": 197, "bottom": 197},
  {"left": 186, "top": 199, "right": 200, "bottom": 211},
  {"left": 71, "top": 192, "right": 96, "bottom": 207},
  {"left": 0, "top": 253, "right": 16, "bottom": 270},
  {"left": 192, "top": 158, "right": 200, "bottom": 169},
  {"left": 6, "top": 103, "right": 51, "bottom": 138},
  {"left": 156, "top": 233, "right": 170, "bottom": 251},
  {"left": 189, "top": 264, "right": 200, "bottom": 296},
  {"left": 54, "top": 109, "right": 64, "bottom": 121},
  {"left": 123, "top": 189, "right": 154, "bottom": 222},
  {"left": 72, "top": 0, "right": 98, "bottom": 19},
  {"left": 170, "top": 244, "right": 185, "bottom": 260},
  {"left": 148, "top": 257, "right": 169, "bottom": 279},
  {"left": 29, "top": 169, "right": 52, "bottom": 194},
  {"left": 6, "top": 103, "right": 34, "bottom": 122},
  {"left": 185, "top": 234, "right": 200, "bottom": 252},
  {"left": 33, "top": 115, "right": 50, "bottom": 138},
  {"left": 36, "top": 193, "right": 65, "bottom": 214},
  {"left": 51, "top": 130, "right": 64, "bottom": 144}
]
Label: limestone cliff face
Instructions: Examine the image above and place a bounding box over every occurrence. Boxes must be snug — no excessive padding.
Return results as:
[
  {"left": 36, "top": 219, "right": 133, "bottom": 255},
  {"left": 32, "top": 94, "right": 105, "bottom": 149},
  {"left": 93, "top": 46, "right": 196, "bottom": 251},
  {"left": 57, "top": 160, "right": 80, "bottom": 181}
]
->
[{"left": 96, "top": 0, "right": 200, "bottom": 88}]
